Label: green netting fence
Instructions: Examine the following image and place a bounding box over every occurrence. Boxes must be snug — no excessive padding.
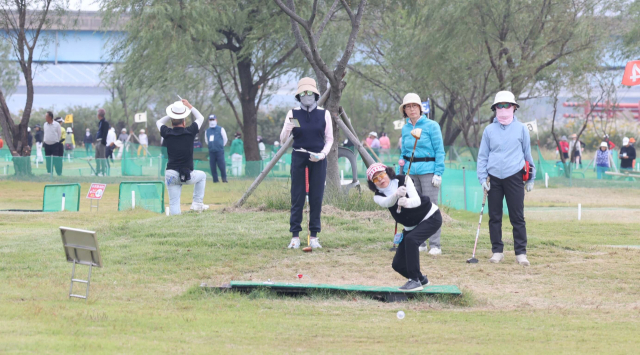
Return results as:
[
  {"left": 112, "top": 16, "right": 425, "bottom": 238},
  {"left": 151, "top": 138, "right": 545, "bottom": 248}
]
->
[
  {"left": 43, "top": 183, "right": 81, "bottom": 212},
  {"left": 117, "top": 181, "right": 165, "bottom": 213}
]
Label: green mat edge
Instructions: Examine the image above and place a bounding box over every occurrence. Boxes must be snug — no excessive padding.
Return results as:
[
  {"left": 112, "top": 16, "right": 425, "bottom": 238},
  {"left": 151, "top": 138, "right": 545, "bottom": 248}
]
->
[{"left": 230, "top": 281, "right": 462, "bottom": 295}]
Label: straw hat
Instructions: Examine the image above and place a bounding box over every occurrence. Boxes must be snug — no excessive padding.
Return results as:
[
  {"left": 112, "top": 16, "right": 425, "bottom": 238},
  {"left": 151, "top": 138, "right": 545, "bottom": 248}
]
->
[
  {"left": 296, "top": 77, "right": 319, "bottom": 95},
  {"left": 398, "top": 93, "right": 423, "bottom": 115},
  {"left": 166, "top": 101, "right": 191, "bottom": 119}
]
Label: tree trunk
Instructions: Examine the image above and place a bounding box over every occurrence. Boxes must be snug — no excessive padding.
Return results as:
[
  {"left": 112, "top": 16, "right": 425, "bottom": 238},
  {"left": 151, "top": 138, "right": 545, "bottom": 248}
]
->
[
  {"left": 236, "top": 57, "right": 261, "bottom": 177},
  {"left": 324, "top": 85, "right": 343, "bottom": 190}
]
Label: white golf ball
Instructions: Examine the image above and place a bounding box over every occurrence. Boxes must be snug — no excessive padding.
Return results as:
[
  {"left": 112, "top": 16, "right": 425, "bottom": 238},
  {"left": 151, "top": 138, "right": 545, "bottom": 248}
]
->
[{"left": 397, "top": 311, "right": 405, "bottom": 320}]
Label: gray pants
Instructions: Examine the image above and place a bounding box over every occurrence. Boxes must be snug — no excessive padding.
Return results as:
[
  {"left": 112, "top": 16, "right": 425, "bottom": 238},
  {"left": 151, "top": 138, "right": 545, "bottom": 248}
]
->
[
  {"left": 409, "top": 173, "right": 441, "bottom": 248},
  {"left": 95, "top": 143, "right": 108, "bottom": 175}
]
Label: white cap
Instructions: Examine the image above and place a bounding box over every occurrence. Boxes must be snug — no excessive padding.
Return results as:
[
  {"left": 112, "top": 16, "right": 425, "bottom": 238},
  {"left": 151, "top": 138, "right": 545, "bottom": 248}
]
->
[
  {"left": 66, "top": 127, "right": 72, "bottom": 133},
  {"left": 140, "top": 129, "right": 145, "bottom": 133},
  {"left": 121, "top": 128, "right": 127, "bottom": 132},
  {"left": 369, "top": 131, "right": 378, "bottom": 137},
  {"left": 491, "top": 91, "right": 519, "bottom": 109},
  {"left": 623, "top": 137, "right": 630, "bottom": 145},
  {"left": 274, "top": 141, "right": 280, "bottom": 146},
  {"left": 28, "top": 127, "right": 31, "bottom": 132}
]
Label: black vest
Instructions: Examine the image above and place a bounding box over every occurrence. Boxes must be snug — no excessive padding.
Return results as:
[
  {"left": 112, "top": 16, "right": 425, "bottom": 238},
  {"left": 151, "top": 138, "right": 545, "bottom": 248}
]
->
[
  {"left": 375, "top": 175, "right": 432, "bottom": 227},
  {"left": 292, "top": 107, "right": 327, "bottom": 153}
]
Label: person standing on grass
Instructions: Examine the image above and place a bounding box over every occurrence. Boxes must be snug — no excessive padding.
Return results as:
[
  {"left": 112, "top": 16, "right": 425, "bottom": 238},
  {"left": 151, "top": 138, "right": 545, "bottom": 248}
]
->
[
  {"left": 106, "top": 127, "right": 116, "bottom": 163},
  {"left": 477, "top": 91, "right": 535, "bottom": 266},
  {"left": 367, "top": 163, "right": 442, "bottom": 291},
  {"left": 34, "top": 124, "right": 44, "bottom": 164},
  {"left": 204, "top": 114, "right": 228, "bottom": 183},
  {"left": 280, "top": 77, "right": 333, "bottom": 250},
  {"left": 619, "top": 137, "right": 636, "bottom": 172},
  {"left": 379, "top": 132, "right": 391, "bottom": 160},
  {"left": 137, "top": 129, "right": 148, "bottom": 157},
  {"left": 230, "top": 132, "right": 244, "bottom": 177},
  {"left": 95, "top": 108, "right": 110, "bottom": 176},
  {"left": 84, "top": 128, "right": 94, "bottom": 156},
  {"left": 594, "top": 142, "right": 610, "bottom": 179},
  {"left": 630, "top": 138, "right": 637, "bottom": 170},
  {"left": 398, "top": 93, "right": 445, "bottom": 256},
  {"left": 158, "top": 98, "right": 208, "bottom": 215},
  {"left": 569, "top": 133, "right": 581, "bottom": 169},
  {"left": 54, "top": 117, "right": 66, "bottom": 175},
  {"left": 557, "top": 135, "right": 569, "bottom": 160},
  {"left": 42, "top": 112, "right": 61, "bottom": 175}
]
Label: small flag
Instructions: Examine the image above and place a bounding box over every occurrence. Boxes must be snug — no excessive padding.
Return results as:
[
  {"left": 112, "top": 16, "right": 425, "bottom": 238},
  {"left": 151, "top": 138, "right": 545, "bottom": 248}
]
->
[
  {"left": 393, "top": 120, "right": 404, "bottom": 130},
  {"left": 64, "top": 114, "right": 73, "bottom": 123},
  {"left": 134, "top": 112, "right": 147, "bottom": 123},
  {"left": 622, "top": 61, "right": 640, "bottom": 86},
  {"left": 422, "top": 99, "right": 430, "bottom": 115}
]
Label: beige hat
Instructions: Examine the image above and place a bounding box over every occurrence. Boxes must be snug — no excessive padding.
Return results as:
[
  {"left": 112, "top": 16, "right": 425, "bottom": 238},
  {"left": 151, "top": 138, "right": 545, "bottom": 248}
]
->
[
  {"left": 398, "top": 93, "right": 423, "bottom": 115},
  {"left": 491, "top": 91, "right": 519, "bottom": 109},
  {"left": 166, "top": 101, "right": 191, "bottom": 119},
  {"left": 296, "top": 77, "right": 320, "bottom": 96}
]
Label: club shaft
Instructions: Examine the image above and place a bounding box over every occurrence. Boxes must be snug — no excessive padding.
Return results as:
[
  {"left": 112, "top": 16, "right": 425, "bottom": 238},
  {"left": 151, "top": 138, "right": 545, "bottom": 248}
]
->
[{"left": 397, "top": 139, "right": 420, "bottom": 213}]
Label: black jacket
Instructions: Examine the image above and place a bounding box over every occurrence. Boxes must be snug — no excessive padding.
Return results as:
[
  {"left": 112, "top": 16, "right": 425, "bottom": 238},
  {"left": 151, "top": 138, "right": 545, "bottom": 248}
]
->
[
  {"left": 96, "top": 119, "right": 110, "bottom": 145},
  {"left": 375, "top": 175, "right": 433, "bottom": 227},
  {"left": 620, "top": 146, "right": 636, "bottom": 169}
]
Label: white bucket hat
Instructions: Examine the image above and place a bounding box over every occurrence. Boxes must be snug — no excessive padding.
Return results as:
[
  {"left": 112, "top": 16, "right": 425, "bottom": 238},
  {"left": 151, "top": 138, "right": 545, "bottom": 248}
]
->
[
  {"left": 600, "top": 142, "right": 608, "bottom": 148},
  {"left": 114, "top": 140, "right": 123, "bottom": 148},
  {"left": 369, "top": 131, "right": 378, "bottom": 137},
  {"left": 623, "top": 137, "right": 630, "bottom": 145},
  {"left": 121, "top": 128, "right": 127, "bottom": 132},
  {"left": 166, "top": 100, "right": 191, "bottom": 119},
  {"left": 296, "top": 77, "right": 320, "bottom": 96},
  {"left": 491, "top": 91, "right": 519, "bottom": 109},
  {"left": 140, "top": 129, "right": 145, "bottom": 133},
  {"left": 399, "top": 93, "right": 423, "bottom": 115},
  {"left": 66, "top": 127, "right": 72, "bottom": 133}
]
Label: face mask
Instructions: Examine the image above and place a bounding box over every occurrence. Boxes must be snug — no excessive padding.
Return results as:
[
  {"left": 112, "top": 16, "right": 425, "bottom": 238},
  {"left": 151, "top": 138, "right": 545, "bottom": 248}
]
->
[
  {"left": 86, "top": 132, "right": 90, "bottom": 136},
  {"left": 300, "top": 95, "right": 316, "bottom": 109},
  {"left": 496, "top": 107, "right": 514, "bottom": 125},
  {"left": 209, "top": 120, "right": 217, "bottom": 128}
]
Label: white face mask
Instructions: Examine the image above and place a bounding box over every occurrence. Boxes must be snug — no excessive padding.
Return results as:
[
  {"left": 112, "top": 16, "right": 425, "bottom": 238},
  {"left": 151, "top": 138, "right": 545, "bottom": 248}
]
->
[{"left": 209, "top": 120, "right": 217, "bottom": 128}]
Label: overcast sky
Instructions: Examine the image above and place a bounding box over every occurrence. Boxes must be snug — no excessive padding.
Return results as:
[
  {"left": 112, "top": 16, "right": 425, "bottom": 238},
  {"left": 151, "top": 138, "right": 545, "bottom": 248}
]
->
[{"left": 70, "top": 0, "right": 101, "bottom": 11}]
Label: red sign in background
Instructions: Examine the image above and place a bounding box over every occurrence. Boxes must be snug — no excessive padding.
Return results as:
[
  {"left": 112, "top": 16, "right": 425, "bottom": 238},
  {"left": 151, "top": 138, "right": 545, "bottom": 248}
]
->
[{"left": 86, "top": 183, "right": 106, "bottom": 200}]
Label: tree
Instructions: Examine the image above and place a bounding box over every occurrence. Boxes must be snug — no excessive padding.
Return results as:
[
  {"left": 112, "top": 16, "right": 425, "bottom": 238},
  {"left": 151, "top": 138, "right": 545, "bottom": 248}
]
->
[
  {"left": 274, "top": 0, "right": 368, "bottom": 188},
  {"left": 0, "top": 0, "right": 68, "bottom": 174},
  {"left": 350, "top": 0, "right": 618, "bottom": 154},
  {"left": 102, "top": 0, "right": 301, "bottom": 176}
]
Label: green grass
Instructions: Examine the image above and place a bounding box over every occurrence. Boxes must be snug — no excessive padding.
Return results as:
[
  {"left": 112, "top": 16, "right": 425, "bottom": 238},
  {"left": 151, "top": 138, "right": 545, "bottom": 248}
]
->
[{"left": 1, "top": 181, "right": 639, "bottom": 353}]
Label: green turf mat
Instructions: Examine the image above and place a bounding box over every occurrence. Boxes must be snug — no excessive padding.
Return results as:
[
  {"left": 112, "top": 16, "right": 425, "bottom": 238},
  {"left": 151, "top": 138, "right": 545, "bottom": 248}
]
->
[{"left": 229, "top": 281, "right": 462, "bottom": 295}]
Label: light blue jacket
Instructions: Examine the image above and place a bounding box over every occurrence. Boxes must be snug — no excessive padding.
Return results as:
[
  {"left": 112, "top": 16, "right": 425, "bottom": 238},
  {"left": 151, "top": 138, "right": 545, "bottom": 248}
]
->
[
  {"left": 401, "top": 114, "right": 445, "bottom": 176},
  {"left": 477, "top": 116, "right": 536, "bottom": 184}
]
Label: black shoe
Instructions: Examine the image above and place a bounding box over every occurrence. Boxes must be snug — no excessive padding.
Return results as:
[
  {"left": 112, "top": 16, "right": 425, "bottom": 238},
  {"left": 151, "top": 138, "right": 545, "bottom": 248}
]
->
[
  {"left": 222, "top": 180, "right": 228, "bottom": 183},
  {"left": 213, "top": 181, "right": 219, "bottom": 183},
  {"left": 399, "top": 279, "right": 423, "bottom": 292},
  {"left": 419, "top": 275, "right": 430, "bottom": 286}
]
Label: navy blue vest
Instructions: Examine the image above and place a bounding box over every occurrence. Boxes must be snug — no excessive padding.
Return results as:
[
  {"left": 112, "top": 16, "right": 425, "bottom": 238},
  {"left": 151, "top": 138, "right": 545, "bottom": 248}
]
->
[
  {"left": 206, "top": 126, "right": 224, "bottom": 152},
  {"left": 292, "top": 107, "right": 326, "bottom": 153}
]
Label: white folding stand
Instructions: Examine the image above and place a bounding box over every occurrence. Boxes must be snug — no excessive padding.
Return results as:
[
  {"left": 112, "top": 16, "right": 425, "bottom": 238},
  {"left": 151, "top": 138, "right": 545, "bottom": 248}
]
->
[{"left": 60, "top": 227, "right": 103, "bottom": 300}]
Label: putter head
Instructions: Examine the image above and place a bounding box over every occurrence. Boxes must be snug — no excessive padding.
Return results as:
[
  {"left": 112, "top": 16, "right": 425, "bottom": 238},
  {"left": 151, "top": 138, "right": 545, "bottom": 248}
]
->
[
  {"left": 467, "top": 257, "right": 479, "bottom": 264},
  {"left": 410, "top": 128, "right": 422, "bottom": 139}
]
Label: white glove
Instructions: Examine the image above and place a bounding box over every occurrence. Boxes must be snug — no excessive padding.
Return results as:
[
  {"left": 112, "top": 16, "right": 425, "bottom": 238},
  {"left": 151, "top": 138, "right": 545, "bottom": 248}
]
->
[
  {"left": 432, "top": 175, "right": 442, "bottom": 188},
  {"left": 525, "top": 180, "right": 534, "bottom": 192},
  {"left": 397, "top": 197, "right": 409, "bottom": 207},
  {"left": 395, "top": 186, "right": 407, "bottom": 198},
  {"left": 309, "top": 152, "right": 326, "bottom": 162},
  {"left": 482, "top": 181, "right": 490, "bottom": 192}
]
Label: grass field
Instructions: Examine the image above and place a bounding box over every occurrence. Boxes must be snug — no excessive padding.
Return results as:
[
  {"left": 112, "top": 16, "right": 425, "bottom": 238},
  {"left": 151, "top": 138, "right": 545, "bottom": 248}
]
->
[{"left": 1, "top": 179, "right": 639, "bottom": 353}]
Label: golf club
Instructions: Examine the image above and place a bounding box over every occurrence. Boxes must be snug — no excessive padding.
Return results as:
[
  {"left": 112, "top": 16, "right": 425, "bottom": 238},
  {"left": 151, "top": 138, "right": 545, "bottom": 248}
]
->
[
  {"left": 397, "top": 128, "right": 422, "bottom": 214},
  {"left": 467, "top": 176, "right": 490, "bottom": 263},
  {"left": 303, "top": 167, "right": 313, "bottom": 253}
]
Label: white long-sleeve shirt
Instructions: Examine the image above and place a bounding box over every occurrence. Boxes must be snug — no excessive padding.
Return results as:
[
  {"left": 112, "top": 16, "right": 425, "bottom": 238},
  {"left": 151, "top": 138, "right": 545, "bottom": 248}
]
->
[
  {"left": 279, "top": 107, "right": 333, "bottom": 155},
  {"left": 204, "top": 126, "right": 228, "bottom": 146},
  {"left": 138, "top": 134, "right": 148, "bottom": 145},
  {"left": 106, "top": 130, "right": 116, "bottom": 146}
]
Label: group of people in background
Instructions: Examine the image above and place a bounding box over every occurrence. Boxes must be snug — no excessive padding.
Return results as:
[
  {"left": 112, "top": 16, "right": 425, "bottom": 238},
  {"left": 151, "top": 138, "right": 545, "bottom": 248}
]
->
[{"left": 557, "top": 133, "right": 637, "bottom": 179}]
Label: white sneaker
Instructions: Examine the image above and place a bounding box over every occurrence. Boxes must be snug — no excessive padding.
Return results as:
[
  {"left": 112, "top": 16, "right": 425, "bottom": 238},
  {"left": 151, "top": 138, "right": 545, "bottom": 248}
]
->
[
  {"left": 190, "top": 202, "right": 210, "bottom": 212},
  {"left": 310, "top": 238, "right": 322, "bottom": 249},
  {"left": 288, "top": 237, "right": 300, "bottom": 249},
  {"left": 489, "top": 253, "right": 504, "bottom": 263},
  {"left": 428, "top": 247, "right": 442, "bottom": 255},
  {"left": 516, "top": 254, "right": 530, "bottom": 266},
  {"left": 419, "top": 242, "right": 428, "bottom": 252},
  {"left": 97, "top": 173, "right": 103, "bottom": 177}
]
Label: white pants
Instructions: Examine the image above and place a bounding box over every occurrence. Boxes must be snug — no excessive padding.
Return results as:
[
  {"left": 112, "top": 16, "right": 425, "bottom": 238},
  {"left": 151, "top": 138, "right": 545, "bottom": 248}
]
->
[
  {"left": 36, "top": 142, "right": 43, "bottom": 163},
  {"left": 165, "top": 169, "right": 206, "bottom": 215},
  {"left": 231, "top": 154, "right": 242, "bottom": 176}
]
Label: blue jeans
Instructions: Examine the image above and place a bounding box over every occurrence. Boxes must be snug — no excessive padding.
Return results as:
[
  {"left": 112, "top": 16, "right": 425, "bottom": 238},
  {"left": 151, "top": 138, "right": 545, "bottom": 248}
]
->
[
  {"left": 165, "top": 169, "right": 206, "bottom": 215},
  {"left": 596, "top": 166, "right": 608, "bottom": 179},
  {"left": 208, "top": 150, "right": 227, "bottom": 182}
]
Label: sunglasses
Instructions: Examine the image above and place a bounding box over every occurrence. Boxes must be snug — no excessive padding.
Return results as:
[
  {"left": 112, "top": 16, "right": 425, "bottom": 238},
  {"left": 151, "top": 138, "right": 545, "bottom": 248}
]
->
[
  {"left": 372, "top": 172, "right": 387, "bottom": 184},
  {"left": 495, "top": 103, "right": 514, "bottom": 109},
  {"left": 299, "top": 90, "right": 315, "bottom": 97}
]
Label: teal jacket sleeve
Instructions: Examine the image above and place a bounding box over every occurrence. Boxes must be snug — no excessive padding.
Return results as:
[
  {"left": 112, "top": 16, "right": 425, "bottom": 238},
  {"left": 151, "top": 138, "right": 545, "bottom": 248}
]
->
[{"left": 431, "top": 121, "right": 445, "bottom": 175}]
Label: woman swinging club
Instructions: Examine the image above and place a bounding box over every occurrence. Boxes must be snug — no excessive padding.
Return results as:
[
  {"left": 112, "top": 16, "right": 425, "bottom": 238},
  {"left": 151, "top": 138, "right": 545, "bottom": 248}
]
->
[
  {"left": 280, "top": 77, "right": 334, "bottom": 249},
  {"left": 367, "top": 163, "right": 442, "bottom": 291}
]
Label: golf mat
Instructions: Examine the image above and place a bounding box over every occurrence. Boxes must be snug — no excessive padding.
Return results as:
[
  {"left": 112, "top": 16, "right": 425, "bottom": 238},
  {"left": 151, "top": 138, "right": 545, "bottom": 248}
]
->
[{"left": 211, "top": 281, "right": 462, "bottom": 302}]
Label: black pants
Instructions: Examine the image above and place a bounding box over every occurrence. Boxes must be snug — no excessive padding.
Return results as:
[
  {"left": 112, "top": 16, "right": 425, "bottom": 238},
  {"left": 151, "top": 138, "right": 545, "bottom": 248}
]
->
[
  {"left": 208, "top": 150, "right": 227, "bottom": 182},
  {"left": 392, "top": 211, "right": 442, "bottom": 280},
  {"left": 290, "top": 151, "right": 327, "bottom": 236},
  {"left": 488, "top": 173, "right": 527, "bottom": 255},
  {"left": 44, "top": 143, "right": 63, "bottom": 176}
]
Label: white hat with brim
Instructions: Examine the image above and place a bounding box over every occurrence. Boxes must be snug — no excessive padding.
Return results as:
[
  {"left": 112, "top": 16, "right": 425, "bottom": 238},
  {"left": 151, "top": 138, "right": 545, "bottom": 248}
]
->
[
  {"left": 296, "top": 77, "right": 320, "bottom": 96},
  {"left": 114, "top": 140, "right": 123, "bottom": 148},
  {"left": 600, "top": 142, "right": 608, "bottom": 148},
  {"left": 623, "top": 137, "right": 630, "bottom": 145},
  {"left": 166, "top": 101, "right": 191, "bottom": 119},
  {"left": 399, "top": 93, "right": 423, "bottom": 115},
  {"left": 491, "top": 91, "right": 519, "bottom": 109},
  {"left": 369, "top": 132, "right": 378, "bottom": 137}
]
